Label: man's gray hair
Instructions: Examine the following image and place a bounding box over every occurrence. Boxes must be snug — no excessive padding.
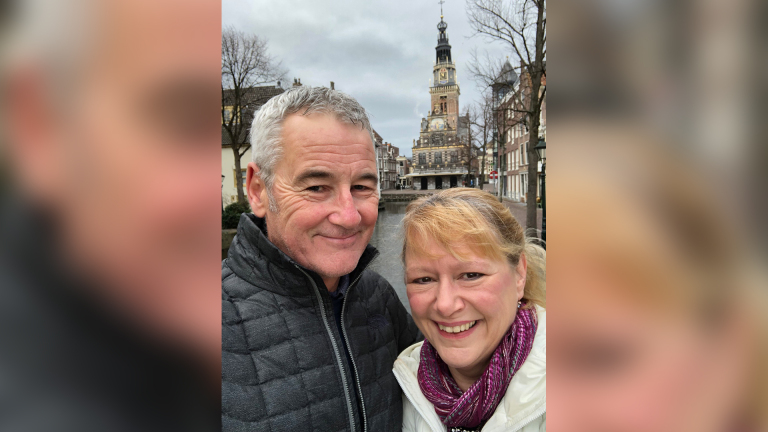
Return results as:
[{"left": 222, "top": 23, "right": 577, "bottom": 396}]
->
[{"left": 250, "top": 86, "right": 378, "bottom": 197}]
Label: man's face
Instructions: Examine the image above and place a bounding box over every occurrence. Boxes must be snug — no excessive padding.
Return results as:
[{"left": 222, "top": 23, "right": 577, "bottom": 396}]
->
[{"left": 248, "top": 113, "right": 379, "bottom": 287}]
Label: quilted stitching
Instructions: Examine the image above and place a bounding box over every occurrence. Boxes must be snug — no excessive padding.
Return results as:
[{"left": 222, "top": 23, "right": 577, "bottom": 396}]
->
[{"left": 222, "top": 215, "right": 422, "bottom": 432}]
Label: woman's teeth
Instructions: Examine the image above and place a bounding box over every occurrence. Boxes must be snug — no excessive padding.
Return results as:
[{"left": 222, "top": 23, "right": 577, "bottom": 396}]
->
[{"left": 438, "top": 321, "right": 477, "bottom": 334}]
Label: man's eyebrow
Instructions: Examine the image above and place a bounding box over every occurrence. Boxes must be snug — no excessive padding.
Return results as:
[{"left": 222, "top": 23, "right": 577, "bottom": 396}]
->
[
  {"left": 295, "top": 169, "right": 334, "bottom": 184},
  {"left": 355, "top": 172, "right": 379, "bottom": 183}
]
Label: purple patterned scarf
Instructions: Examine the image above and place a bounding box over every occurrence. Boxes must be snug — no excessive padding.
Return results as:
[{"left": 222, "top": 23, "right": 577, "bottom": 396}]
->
[{"left": 417, "top": 306, "right": 538, "bottom": 429}]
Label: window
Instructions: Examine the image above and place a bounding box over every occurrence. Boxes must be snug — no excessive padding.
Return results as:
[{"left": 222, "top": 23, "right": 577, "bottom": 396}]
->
[
  {"left": 418, "top": 153, "right": 426, "bottom": 164},
  {"left": 233, "top": 169, "right": 246, "bottom": 187},
  {"left": 435, "top": 152, "right": 443, "bottom": 164},
  {"left": 450, "top": 151, "right": 458, "bottom": 163},
  {"left": 222, "top": 106, "right": 240, "bottom": 124}
]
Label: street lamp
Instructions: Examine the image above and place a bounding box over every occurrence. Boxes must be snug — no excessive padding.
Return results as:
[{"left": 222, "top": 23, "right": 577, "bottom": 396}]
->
[{"left": 533, "top": 138, "right": 546, "bottom": 247}]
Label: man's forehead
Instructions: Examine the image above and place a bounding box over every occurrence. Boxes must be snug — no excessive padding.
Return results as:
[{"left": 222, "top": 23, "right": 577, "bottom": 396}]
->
[{"left": 281, "top": 113, "right": 375, "bottom": 157}]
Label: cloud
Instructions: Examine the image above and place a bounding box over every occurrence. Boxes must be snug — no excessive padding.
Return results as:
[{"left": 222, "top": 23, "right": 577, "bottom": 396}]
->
[{"left": 223, "top": 0, "right": 510, "bottom": 157}]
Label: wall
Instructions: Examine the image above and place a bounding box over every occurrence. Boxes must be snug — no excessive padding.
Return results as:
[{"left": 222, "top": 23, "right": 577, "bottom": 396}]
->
[{"left": 222, "top": 146, "right": 252, "bottom": 206}]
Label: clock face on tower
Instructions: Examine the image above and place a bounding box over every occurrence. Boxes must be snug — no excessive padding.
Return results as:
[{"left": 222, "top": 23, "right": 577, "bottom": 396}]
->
[{"left": 438, "top": 68, "right": 448, "bottom": 84}]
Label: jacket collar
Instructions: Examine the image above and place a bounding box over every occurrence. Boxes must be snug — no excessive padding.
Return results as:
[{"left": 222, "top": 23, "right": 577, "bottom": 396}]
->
[
  {"left": 226, "top": 213, "right": 379, "bottom": 297},
  {"left": 393, "top": 306, "right": 547, "bottom": 432}
]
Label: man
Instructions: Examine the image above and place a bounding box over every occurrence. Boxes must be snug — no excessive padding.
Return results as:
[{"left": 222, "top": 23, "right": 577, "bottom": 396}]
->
[
  {"left": 1, "top": 0, "right": 221, "bottom": 430},
  {"left": 222, "top": 86, "right": 422, "bottom": 432}
]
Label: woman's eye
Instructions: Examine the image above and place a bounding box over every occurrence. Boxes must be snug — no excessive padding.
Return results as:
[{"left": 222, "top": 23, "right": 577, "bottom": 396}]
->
[{"left": 462, "top": 273, "right": 484, "bottom": 280}]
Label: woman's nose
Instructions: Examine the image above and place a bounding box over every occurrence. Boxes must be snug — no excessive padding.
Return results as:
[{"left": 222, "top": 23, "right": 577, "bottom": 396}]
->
[{"left": 434, "top": 279, "right": 464, "bottom": 318}]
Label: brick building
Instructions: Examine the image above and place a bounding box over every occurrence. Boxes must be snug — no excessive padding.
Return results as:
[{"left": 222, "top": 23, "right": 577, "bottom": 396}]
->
[{"left": 408, "top": 13, "right": 472, "bottom": 190}]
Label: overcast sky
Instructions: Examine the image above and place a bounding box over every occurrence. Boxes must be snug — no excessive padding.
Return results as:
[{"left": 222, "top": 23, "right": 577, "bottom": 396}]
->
[{"left": 222, "top": 0, "right": 510, "bottom": 157}]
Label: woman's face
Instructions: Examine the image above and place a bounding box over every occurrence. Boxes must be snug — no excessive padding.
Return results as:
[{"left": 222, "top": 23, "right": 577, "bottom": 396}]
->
[{"left": 405, "top": 236, "right": 526, "bottom": 384}]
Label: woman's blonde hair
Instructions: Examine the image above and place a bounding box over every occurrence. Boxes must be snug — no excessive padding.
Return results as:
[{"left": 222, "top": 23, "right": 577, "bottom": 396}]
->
[{"left": 401, "top": 187, "right": 545, "bottom": 310}]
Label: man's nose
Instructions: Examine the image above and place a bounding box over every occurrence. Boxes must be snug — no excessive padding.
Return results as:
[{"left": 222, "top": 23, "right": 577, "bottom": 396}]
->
[
  {"left": 434, "top": 279, "right": 464, "bottom": 318},
  {"left": 328, "top": 188, "right": 362, "bottom": 228}
]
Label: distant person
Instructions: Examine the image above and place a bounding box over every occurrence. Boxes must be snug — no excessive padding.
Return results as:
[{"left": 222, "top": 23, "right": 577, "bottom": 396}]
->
[
  {"left": 222, "top": 86, "right": 422, "bottom": 431},
  {"left": 394, "top": 188, "right": 546, "bottom": 431}
]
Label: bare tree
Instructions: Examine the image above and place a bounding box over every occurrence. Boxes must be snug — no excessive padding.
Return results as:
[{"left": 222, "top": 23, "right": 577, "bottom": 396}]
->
[
  {"left": 466, "top": 0, "right": 546, "bottom": 233},
  {"left": 466, "top": 90, "right": 496, "bottom": 189},
  {"left": 459, "top": 106, "right": 482, "bottom": 187},
  {"left": 222, "top": 26, "right": 287, "bottom": 204}
]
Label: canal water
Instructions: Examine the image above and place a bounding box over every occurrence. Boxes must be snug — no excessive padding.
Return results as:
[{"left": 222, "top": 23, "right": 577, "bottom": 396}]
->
[{"left": 367, "top": 202, "right": 411, "bottom": 313}]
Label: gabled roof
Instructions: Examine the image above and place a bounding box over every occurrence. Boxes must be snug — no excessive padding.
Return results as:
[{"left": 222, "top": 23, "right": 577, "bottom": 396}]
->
[
  {"left": 372, "top": 129, "right": 384, "bottom": 146},
  {"left": 222, "top": 85, "right": 284, "bottom": 148},
  {"left": 222, "top": 85, "right": 284, "bottom": 107},
  {"left": 493, "top": 60, "right": 518, "bottom": 87}
]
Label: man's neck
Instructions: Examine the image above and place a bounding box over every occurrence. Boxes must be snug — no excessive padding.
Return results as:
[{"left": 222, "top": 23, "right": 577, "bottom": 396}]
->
[{"left": 323, "top": 276, "right": 340, "bottom": 292}]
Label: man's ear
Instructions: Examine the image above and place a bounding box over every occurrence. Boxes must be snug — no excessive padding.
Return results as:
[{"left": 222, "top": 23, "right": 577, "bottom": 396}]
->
[
  {"left": 515, "top": 253, "right": 528, "bottom": 300},
  {"left": 246, "top": 162, "right": 268, "bottom": 217}
]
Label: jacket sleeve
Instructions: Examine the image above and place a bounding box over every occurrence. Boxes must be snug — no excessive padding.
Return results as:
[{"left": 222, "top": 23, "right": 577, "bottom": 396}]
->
[{"left": 383, "top": 280, "right": 424, "bottom": 352}]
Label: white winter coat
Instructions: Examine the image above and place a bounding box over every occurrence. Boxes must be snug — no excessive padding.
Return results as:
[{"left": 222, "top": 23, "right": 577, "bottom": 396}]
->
[{"left": 393, "top": 307, "right": 546, "bottom": 432}]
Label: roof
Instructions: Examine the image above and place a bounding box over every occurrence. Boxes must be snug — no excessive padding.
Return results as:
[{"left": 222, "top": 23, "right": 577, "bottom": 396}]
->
[
  {"left": 222, "top": 85, "right": 284, "bottom": 107},
  {"left": 493, "top": 60, "right": 518, "bottom": 87},
  {"left": 372, "top": 129, "right": 384, "bottom": 146},
  {"left": 222, "top": 85, "right": 285, "bottom": 148}
]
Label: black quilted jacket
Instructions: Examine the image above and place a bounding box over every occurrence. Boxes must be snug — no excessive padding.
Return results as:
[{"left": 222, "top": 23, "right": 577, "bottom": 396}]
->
[{"left": 222, "top": 214, "right": 422, "bottom": 432}]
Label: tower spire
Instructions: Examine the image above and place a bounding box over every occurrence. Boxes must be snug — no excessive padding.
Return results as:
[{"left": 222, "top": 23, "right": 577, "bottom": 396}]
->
[{"left": 435, "top": 3, "right": 451, "bottom": 63}]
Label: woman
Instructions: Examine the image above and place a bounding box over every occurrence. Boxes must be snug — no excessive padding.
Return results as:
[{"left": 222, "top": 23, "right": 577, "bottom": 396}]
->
[{"left": 393, "top": 188, "right": 546, "bottom": 432}]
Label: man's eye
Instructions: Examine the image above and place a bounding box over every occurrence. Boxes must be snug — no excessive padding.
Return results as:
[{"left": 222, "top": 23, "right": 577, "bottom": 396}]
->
[
  {"left": 462, "top": 273, "right": 484, "bottom": 280},
  {"left": 411, "top": 277, "right": 433, "bottom": 284},
  {"left": 306, "top": 186, "right": 324, "bottom": 193},
  {"left": 352, "top": 185, "right": 372, "bottom": 191}
]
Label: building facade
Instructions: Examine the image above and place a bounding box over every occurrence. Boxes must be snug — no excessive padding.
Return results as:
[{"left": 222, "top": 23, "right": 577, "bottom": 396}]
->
[
  {"left": 396, "top": 156, "right": 411, "bottom": 189},
  {"left": 373, "top": 130, "right": 399, "bottom": 191},
  {"left": 222, "top": 84, "right": 285, "bottom": 206},
  {"left": 408, "top": 14, "right": 471, "bottom": 190},
  {"left": 492, "top": 60, "right": 546, "bottom": 202}
]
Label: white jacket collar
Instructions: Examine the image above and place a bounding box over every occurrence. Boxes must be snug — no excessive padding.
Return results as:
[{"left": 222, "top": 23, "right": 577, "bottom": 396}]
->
[{"left": 394, "top": 306, "right": 546, "bottom": 432}]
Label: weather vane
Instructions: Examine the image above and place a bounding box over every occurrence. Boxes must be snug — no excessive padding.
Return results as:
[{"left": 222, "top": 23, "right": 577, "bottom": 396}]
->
[{"left": 438, "top": 0, "right": 445, "bottom": 18}]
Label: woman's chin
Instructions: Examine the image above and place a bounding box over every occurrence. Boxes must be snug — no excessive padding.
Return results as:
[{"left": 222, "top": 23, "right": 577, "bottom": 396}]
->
[{"left": 435, "top": 347, "right": 483, "bottom": 372}]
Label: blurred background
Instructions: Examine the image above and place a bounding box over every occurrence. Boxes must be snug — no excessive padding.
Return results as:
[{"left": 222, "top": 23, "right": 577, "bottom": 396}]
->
[
  {"left": 0, "top": 0, "right": 221, "bottom": 430},
  {"left": 0, "top": 0, "right": 765, "bottom": 431},
  {"left": 546, "top": 0, "right": 767, "bottom": 431}
]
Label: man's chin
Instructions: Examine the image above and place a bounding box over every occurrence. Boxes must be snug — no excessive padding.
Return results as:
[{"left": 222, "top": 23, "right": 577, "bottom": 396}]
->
[{"left": 306, "top": 251, "right": 362, "bottom": 278}]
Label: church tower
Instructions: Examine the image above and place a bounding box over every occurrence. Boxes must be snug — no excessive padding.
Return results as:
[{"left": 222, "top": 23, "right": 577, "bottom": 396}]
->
[
  {"left": 430, "top": 15, "right": 460, "bottom": 130},
  {"left": 409, "top": 9, "right": 471, "bottom": 191}
]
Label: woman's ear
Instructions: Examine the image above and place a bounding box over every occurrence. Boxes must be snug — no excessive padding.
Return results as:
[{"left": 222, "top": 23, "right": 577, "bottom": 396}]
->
[
  {"left": 246, "top": 162, "right": 268, "bottom": 217},
  {"left": 515, "top": 253, "right": 528, "bottom": 300}
]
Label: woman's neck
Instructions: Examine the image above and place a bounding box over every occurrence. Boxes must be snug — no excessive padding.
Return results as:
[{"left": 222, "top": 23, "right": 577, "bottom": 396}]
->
[{"left": 449, "top": 361, "right": 490, "bottom": 392}]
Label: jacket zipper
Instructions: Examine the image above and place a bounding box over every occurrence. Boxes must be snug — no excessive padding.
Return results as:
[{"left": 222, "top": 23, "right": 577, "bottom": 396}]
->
[
  {"left": 510, "top": 405, "right": 546, "bottom": 432},
  {"left": 395, "top": 363, "right": 545, "bottom": 432},
  {"left": 393, "top": 367, "right": 445, "bottom": 432},
  {"left": 296, "top": 266, "right": 357, "bottom": 432},
  {"left": 340, "top": 270, "right": 369, "bottom": 432}
]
